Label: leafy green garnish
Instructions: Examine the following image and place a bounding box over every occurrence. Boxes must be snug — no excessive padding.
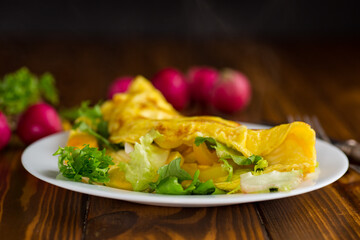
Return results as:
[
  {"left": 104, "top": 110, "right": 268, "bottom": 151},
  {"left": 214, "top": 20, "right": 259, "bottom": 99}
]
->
[
  {"left": 120, "top": 129, "right": 169, "bottom": 191},
  {"left": 195, "top": 137, "right": 247, "bottom": 164},
  {"left": 97, "top": 119, "right": 110, "bottom": 139},
  {"left": 194, "top": 137, "right": 217, "bottom": 148},
  {"left": 0, "top": 67, "right": 58, "bottom": 115},
  {"left": 54, "top": 144, "right": 114, "bottom": 183},
  {"left": 59, "top": 107, "right": 80, "bottom": 122},
  {"left": 38, "top": 72, "right": 59, "bottom": 105},
  {"left": 72, "top": 101, "right": 121, "bottom": 150},
  {"left": 77, "top": 101, "right": 103, "bottom": 126},
  {"left": 194, "top": 136, "right": 268, "bottom": 166},
  {"left": 150, "top": 157, "right": 192, "bottom": 190},
  {"left": 194, "top": 137, "right": 268, "bottom": 180},
  {"left": 157, "top": 157, "right": 193, "bottom": 183},
  {"left": 254, "top": 159, "right": 268, "bottom": 173},
  {"left": 219, "top": 158, "right": 233, "bottom": 181},
  {"left": 155, "top": 176, "right": 194, "bottom": 195},
  {"left": 192, "top": 179, "right": 217, "bottom": 195},
  {"left": 74, "top": 121, "right": 121, "bottom": 150},
  {"left": 150, "top": 158, "right": 219, "bottom": 195},
  {"left": 61, "top": 101, "right": 101, "bottom": 124}
]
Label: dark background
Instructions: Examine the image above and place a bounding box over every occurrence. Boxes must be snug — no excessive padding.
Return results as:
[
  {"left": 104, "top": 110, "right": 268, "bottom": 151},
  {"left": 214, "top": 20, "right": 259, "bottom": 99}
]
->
[
  {"left": 1, "top": 0, "right": 359, "bottom": 39},
  {"left": 0, "top": 0, "right": 359, "bottom": 109}
]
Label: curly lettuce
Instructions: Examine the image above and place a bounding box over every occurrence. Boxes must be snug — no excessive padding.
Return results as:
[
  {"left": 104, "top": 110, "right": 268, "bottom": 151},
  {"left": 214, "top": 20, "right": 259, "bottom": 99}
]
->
[{"left": 54, "top": 145, "right": 114, "bottom": 183}]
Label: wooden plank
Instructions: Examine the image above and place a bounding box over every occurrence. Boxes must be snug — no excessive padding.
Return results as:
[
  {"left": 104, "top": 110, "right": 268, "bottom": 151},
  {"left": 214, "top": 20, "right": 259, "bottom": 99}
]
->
[
  {"left": 257, "top": 186, "right": 360, "bottom": 240},
  {"left": 84, "top": 197, "right": 268, "bottom": 240},
  {"left": 0, "top": 147, "right": 85, "bottom": 239}
]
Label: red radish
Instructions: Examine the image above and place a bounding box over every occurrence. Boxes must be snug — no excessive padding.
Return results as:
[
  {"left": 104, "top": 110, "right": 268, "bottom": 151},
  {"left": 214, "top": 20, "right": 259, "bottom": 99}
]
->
[
  {"left": 17, "top": 103, "right": 62, "bottom": 144},
  {"left": 152, "top": 68, "right": 189, "bottom": 110},
  {"left": 0, "top": 112, "right": 11, "bottom": 150},
  {"left": 210, "top": 69, "right": 251, "bottom": 113},
  {"left": 107, "top": 76, "right": 133, "bottom": 99},
  {"left": 188, "top": 66, "right": 219, "bottom": 103}
]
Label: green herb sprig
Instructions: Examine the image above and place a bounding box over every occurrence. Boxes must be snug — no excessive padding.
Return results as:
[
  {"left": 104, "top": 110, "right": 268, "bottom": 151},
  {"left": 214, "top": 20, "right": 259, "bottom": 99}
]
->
[
  {"left": 72, "top": 101, "right": 122, "bottom": 150},
  {"left": 54, "top": 144, "right": 114, "bottom": 183}
]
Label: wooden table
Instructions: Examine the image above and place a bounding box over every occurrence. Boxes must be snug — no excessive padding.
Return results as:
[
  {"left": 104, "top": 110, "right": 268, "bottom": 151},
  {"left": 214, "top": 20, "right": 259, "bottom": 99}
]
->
[{"left": 0, "top": 38, "right": 359, "bottom": 239}]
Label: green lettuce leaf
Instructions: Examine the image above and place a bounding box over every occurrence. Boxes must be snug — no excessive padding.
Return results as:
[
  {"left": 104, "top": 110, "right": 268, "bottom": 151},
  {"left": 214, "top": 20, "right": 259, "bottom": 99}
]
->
[
  {"left": 77, "top": 101, "right": 103, "bottom": 126},
  {"left": 72, "top": 101, "right": 122, "bottom": 150},
  {"left": 150, "top": 158, "right": 219, "bottom": 195},
  {"left": 74, "top": 121, "right": 121, "bottom": 150},
  {"left": 192, "top": 179, "right": 217, "bottom": 195},
  {"left": 253, "top": 159, "right": 268, "bottom": 174},
  {"left": 194, "top": 137, "right": 268, "bottom": 180},
  {"left": 156, "top": 157, "right": 193, "bottom": 183},
  {"left": 219, "top": 158, "right": 233, "bottom": 181},
  {"left": 194, "top": 136, "right": 268, "bottom": 166},
  {"left": 121, "top": 130, "right": 169, "bottom": 191},
  {"left": 59, "top": 107, "right": 80, "bottom": 121},
  {"left": 155, "top": 176, "right": 192, "bottom": 195},
  {"left": 60, "top": 101, "right": 101, "bottom": 123},
  {"left": 150, "top": 157, "right": 195, "bottom": 194},
  {"left": 39, "top": 73, "right": 59, "bottom": 105},
  {"left": 240, "top": 170, "right": 303, "bottom": 193}
]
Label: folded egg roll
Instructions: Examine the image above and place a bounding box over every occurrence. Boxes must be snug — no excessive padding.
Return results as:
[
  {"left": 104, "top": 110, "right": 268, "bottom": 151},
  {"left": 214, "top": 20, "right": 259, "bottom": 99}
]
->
[{"left": 66, "top": 76, "right": 317, "bottom": 193}]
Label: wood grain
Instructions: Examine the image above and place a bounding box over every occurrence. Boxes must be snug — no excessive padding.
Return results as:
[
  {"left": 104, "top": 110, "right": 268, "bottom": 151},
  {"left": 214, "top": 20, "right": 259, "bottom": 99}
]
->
[
  {"left": 0, "top": 38, "right": 359, "bottom": 239},
  {"left": 0, "top": 145, "right": 86, "bottom": 239},
  {"left": 84, "top": 197, "right": 267, "bottom": 240},
  {"left": 257, "top": 185, "right": 360, "bottom": 239}
]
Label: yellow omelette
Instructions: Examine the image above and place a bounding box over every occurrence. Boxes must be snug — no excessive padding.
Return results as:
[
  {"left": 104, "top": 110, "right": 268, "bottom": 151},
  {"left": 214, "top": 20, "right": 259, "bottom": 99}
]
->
[{"left": 67, "top": 76, "right": 316, "bottom": 192}]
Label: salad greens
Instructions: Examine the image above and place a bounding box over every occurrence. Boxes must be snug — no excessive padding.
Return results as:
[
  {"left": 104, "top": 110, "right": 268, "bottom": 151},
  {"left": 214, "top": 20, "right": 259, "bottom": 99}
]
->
[
  {"left": 72, "top": 101, "right": 122, "bottom": 150},
  {"left": 54, "top": 129, "right": 301, "bottom": 195},
  {"left": 38, "top": 72, "right": 59, "bottom": 105},
  {"left": 116, "top": 130, "right": 222, "bottom": 194},
  {"left": 195, "top": 136, "right": 265, "bottom": 165},
  {"left": 194, "top": 136, "right": 268, "bottom": 179},
  {"left": 54, "top": 144, "right": 114, "bottom": 184},
  {"left": 120, "top": 129, "right": 169, "bottom": 191},
  {"left": 155, "top": 157, "right": 193, "bottom": 183},
  {"left": 253, "top": 159, "right": 268, "bottom": 173},
  {"left": 219, "top": 158, "right": 233, "bottom": 181},
  {"left": 0, "top": 67, "right": 58, "bottom": 115},
  {"left": 118, "top": 130, "right": 220, "bottom": 194},
  {"left": 150, "top": 158, "right": 220, "bottom": 195}
]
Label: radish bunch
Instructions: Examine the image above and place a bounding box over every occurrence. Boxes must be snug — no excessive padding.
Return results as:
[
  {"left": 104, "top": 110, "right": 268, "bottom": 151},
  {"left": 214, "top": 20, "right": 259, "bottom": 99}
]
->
[
  {"left": 0, "top": 68, "right": 62, "bottom": 150},
  {"left": 0, "top": 112, "right": 11, "bottom": 150},
  {"left": 108, "top": 67, "right": 252, "bottom": 113}
]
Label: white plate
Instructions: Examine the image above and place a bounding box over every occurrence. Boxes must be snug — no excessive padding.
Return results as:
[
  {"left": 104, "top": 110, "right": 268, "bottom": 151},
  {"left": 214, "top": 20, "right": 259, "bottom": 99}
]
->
[{"left": 21, "top": 123, "right": 349, "bottom": 207}]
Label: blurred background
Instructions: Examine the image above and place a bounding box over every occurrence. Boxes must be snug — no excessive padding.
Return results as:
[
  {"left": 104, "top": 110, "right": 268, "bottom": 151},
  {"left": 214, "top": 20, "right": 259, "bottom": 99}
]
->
[
  {"left": 1, "top": 0, "right": 359, "bottom": 39},
  {"left": 0, "top": 0, "right": 359, "bottom": 122}
]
